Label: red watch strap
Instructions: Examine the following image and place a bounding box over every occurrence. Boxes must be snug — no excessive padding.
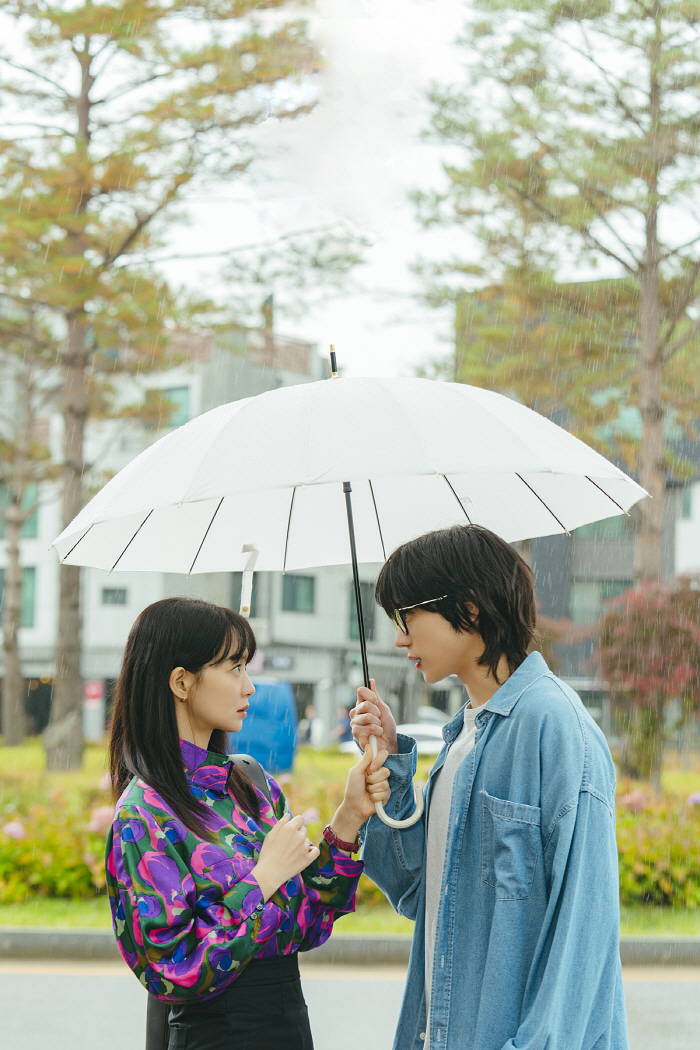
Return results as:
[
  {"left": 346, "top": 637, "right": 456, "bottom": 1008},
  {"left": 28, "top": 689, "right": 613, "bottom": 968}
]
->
[{"left": 323, "top": 824, "right": 361, "bottom": 854}]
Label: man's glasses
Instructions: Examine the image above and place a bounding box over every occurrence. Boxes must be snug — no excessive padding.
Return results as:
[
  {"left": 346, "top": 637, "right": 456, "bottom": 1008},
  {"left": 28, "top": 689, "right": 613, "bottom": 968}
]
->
[{"left": 392, "top": 595, "right": 448, "bottom": 634}]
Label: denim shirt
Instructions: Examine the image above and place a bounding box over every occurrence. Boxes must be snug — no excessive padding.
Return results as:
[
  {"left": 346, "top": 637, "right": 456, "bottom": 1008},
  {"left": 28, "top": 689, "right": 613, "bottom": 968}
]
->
[{"left": 361, "top": 652, "right": 628, "bottom": 1050}]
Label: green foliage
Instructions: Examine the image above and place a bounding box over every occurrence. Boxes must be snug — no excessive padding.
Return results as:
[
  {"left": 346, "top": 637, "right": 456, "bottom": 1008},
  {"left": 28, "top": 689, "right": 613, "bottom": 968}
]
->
[
  {"left": 597, "top": 578, "right": 700, "bottom": 785},
  {"left": 3, "top": 745, "right": 700, "bottom": 915},
  {"left": 0, "top": 0, "right": 323, "bottom": 448},
  {"left": 0, "top": 795, "right": 106, "bottom": 904},
  {"left": 617, "top": 794, "right": 700, "bottom": 908},
  {"left": 416, "top": 0, "right": 700, "bottom": 493}
]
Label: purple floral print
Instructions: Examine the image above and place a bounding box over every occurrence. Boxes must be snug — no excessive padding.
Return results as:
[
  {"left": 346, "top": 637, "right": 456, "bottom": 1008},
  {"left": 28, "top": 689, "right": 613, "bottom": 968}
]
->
[{"left": 105, "top": 740, "right": 363, "bottom": 1002}]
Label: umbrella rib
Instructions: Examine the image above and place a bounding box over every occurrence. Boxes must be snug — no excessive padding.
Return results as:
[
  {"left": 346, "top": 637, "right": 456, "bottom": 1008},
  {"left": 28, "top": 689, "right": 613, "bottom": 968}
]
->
[
  {"left": 442, "top": 475, "right": 473, "bottom": 525},
  {"left": 283, "top": 488, "right": 297, "bottom": 574},
  {"left": 515, "top": 474, "right": 570, "bottom": 536},
  {"left": 187, "top": 497, "right": 225, "bottom": 576},
  {"left": 368, "top": 480, "right": 387, "bottom": 560},
  {"left": 109, "top": 510, "right": 154, "bottom": 573},
  {"left": 55, "top": 523, "right": 93, "bottom": 563},
  {"left": 585, "top": 476, "right": 630, "bottom": 516}
]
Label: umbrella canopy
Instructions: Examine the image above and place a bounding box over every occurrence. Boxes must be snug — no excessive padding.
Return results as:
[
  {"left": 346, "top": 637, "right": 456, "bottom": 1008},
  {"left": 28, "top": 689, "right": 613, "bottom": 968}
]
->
[{"left": 52, "top": 376, "right": 646, "bottom": 572}]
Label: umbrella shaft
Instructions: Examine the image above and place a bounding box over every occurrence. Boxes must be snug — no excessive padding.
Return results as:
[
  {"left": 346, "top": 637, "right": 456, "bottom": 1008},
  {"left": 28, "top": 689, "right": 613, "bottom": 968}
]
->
[{"left": 343, "top": 482, "right": 371, "bottom": 691}]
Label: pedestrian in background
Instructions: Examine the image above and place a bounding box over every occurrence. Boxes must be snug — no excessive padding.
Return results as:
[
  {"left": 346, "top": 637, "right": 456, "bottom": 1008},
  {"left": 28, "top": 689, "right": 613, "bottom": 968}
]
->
[{"left": 329, "top": 705, "right": 353, "bottom": 744}]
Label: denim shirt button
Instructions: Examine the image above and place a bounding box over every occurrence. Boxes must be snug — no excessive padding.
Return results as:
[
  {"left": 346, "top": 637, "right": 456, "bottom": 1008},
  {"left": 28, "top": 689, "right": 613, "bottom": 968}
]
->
[{"left": 419, "top": 1035, "right": 425, "bottom": 1042}]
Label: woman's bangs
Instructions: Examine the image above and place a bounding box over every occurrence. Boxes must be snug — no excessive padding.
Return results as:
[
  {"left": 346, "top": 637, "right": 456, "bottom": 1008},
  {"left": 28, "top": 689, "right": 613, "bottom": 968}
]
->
[{"left": 211, "top": 610, "right": 256, "bottom": 666}]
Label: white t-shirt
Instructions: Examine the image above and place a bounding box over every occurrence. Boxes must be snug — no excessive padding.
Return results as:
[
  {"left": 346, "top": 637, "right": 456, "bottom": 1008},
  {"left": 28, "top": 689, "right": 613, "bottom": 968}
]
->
[{"left": 424, "top": 707, "right": 479, "bottom": 1048}]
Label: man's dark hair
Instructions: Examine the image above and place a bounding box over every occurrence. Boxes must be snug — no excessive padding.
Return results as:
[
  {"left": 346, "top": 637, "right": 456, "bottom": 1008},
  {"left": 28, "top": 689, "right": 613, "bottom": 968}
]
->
[{"left": 375, "top": 525, "right": 536, "bottom": 683}]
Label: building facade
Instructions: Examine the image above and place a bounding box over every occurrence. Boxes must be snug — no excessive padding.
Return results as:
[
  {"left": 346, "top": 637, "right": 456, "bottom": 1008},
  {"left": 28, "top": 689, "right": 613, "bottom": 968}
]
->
[{"left": 0, "top": 324, "right": 433, "bottom": 744}]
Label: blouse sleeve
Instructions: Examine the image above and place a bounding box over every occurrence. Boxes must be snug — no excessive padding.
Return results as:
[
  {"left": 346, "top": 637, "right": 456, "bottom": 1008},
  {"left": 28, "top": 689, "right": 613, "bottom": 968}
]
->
[
  {"left": 107, "top": 803, "right": 292, "bottom": 1002},
  {"left": 263, "top": 773, "right": 365, "bottom": 951}
]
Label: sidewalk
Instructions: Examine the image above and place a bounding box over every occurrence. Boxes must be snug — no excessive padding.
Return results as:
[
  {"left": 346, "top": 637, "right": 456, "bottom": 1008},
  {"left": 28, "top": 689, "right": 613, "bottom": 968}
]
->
[
  {"left": 1, "top": 956, "right": 699, "bottom": 1050},
  {"left": 1, "top": 928, "right": 699, "bottom": 966}
]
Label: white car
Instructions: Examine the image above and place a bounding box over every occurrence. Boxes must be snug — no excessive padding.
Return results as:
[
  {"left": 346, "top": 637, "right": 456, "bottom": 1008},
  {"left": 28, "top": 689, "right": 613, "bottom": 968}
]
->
[{"left": 339, "top": 722, "right": 445, "bottom": 755}]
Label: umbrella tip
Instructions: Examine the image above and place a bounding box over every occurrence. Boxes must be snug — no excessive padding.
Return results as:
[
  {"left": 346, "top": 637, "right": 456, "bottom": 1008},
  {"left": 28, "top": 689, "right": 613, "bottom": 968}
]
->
[{"left": 329, "top": 345, "right": 338, "bottom": 378}]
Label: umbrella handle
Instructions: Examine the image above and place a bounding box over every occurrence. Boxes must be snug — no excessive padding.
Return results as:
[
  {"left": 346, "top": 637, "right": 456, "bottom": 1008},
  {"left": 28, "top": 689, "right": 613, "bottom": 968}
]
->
[
  {"left": 367, "top": 733, "right": 424, "bottom": 829},
  {"left": 342, "top": 480, "right": 423, "bottom": 831}
]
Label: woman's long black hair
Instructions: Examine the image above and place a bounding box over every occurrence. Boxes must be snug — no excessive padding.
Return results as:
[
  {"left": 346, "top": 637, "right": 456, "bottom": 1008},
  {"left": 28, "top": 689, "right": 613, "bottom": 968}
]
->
[{"left": 109, "top": 597, "right": 261, "bottom": 839}]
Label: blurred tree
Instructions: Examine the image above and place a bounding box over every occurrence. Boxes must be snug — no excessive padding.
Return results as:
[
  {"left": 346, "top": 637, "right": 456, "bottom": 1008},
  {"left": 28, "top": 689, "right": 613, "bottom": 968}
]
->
[
  {"left": 0, "top": 0, "right": 318, "bottom": 769},
  {"left": 0, "top": 303, "right": 59, "bottom": 745},
  {"left": 598, "top": 578, "right": 700, "bottom": 789},
  {"left": 415, "top": 0, "right": 700, "bottom": 581}
]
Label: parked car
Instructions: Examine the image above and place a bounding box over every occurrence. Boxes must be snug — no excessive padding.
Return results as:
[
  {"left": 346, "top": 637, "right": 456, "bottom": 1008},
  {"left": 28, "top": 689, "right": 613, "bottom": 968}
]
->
[
  {"left": 226, "top": 678, "right": 297, "bottom": 773},
  {"left": 339, "top": 722, "right": 445, "bottom": 755}
]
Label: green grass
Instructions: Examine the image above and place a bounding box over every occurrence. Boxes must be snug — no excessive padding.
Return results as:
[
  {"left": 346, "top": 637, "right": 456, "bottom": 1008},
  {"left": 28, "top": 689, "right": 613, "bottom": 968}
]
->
[
  {"left": 336, "top": 906, "right": 414, "bottom": 936},
  {"left": 0, "top": 897, "right": 698, "bottom": 938},
  {"left": 658, "top": 748, "right": 700, "bottom": 797},
  {"left": 0, "top": 896, "right": 112, "bottom": 927},
  {"left": 620, "top": 905, "right": 700, "bottom": 936},
  {"left": 0, "top": 738, "right": 109, "bottom": 796}
]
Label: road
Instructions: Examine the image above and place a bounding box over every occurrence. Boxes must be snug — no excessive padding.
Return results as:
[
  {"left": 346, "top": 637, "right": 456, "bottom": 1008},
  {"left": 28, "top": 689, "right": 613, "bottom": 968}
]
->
[{"left": 0, "top": 961, "right": 698, "bottom": 1049}]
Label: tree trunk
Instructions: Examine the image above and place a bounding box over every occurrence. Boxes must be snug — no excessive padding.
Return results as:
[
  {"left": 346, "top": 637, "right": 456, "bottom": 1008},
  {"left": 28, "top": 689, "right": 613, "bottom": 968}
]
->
[
  {"left": 619, "top": 701, "right": 665, "bottom": 792},
  {"left": 44, "top": 315, "right": 87, "bottom": 771},
  {"left": 635, "top": 27, "right": 665, "bottom": 583},
  {"left": 635, "top": 260, "right": 665, "bottom": 581},
  {"left": 1, "top": 509, "right": 26, "bottom": 746}
]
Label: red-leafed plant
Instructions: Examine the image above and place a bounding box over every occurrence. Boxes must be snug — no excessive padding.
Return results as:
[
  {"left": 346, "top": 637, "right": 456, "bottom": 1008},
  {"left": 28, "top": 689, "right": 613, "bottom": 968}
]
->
[{"left": 598, "top": 578, "right": 700, "bottom": 790}]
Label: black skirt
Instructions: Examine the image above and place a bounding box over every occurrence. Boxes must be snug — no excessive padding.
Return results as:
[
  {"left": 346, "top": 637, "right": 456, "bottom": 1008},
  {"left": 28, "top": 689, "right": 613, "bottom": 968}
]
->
[{"left": 165, "top": 953, "right": 313, "bottom": 1050}]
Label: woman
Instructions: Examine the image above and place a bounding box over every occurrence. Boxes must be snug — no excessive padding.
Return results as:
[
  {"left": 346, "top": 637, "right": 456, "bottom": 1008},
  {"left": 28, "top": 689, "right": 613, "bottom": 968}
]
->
[{"left": 106, "top": 597, "right": 390, "bottom": 1050}]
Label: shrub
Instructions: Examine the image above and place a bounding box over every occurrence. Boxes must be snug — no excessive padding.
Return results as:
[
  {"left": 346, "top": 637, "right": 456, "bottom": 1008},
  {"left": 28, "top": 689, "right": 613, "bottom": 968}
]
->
[
  {"left": 616, "top": 793, "right": 700, "bottom": 908},
  {"left": 2, "top": 751, "right": 700, "bottom": 912},
  {"left": 0, "top": 790, "right": 108, "bottom": 903}
]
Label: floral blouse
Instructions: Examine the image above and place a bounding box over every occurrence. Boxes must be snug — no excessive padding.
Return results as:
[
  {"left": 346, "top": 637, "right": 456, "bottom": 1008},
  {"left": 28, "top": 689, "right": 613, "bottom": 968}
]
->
[{"left": 105, "top": 740, "right": 363, "bottom": 1002}]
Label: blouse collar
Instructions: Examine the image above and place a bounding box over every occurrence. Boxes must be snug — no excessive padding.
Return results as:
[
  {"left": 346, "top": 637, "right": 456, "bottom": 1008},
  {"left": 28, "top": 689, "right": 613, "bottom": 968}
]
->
[{"left": 179, "top": 738, "right": 231, "bottom": 795}]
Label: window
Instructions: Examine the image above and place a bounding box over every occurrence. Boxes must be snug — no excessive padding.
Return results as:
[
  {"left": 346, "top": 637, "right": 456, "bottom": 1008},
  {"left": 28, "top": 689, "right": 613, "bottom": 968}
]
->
[
  {"left": 569, "top": 581, "right": 599, "bottom": 624},
  {"left": 681, "top": 484, "right": 693, "bottom": 520},
  {"left": 282, "top": 574, "right": 315, "bottom": 613},
  {"left": 0, "top": 566, "right": 36, "bottom": 627},
  {"left": 231, "top": 572, "right": 260, "bottom": 618},
  {"left": 349, "top": 580, "right": 375, "bottom": 641},
  {"left": 600, "top": 579, "right": 633, "bottom": 603},
  {"left": 574, "top": 515, "right": 628, "bottom": 540},
  {"left": 0, "top": 484, "right": 38, "bottom": 539},
  {"left": 102, "top": 587, "right": 127, "bottom": 605},
  {"left": 569, "top": 578, "right": 633, "bottom": 624},
  {"left": 163, "top": 387, "right": 190, "bottom": 427}
]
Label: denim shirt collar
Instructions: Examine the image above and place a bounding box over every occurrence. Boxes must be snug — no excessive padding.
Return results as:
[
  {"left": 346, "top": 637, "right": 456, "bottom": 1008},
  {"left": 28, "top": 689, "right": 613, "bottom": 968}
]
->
[
  {"left": 442, "top": 651, "right": 551, "bottom": 744},
  {"left": 180, "top": 739, "right": 232, "bottom": 795}
]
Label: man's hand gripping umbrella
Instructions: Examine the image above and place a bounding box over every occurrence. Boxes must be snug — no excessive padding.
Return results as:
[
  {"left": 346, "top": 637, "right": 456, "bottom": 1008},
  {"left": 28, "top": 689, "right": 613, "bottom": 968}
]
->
[{"left": 342, "top": 477, "right": 425, "bottom": 829}]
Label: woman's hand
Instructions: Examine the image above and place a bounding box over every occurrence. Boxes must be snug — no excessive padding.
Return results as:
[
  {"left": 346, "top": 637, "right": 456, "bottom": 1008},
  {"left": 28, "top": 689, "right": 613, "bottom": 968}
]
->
[
  {"left": 251, "top": 814, "right": 320, "bottom": 902},
  {"left": 350, "top": 678, "right": 399, "bottom": 755},
  {"left": 327, "top": 748, "right": 391, "bottom": 852}
]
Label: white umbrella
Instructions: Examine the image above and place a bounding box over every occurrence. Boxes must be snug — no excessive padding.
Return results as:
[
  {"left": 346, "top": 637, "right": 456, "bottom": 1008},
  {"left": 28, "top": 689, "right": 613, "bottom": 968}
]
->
[
  {"left": 53, "top": 376, "right": 645, "bottom": 573},
  {"left": 52, "top": 368, "right": 647, "bottom": 828}
]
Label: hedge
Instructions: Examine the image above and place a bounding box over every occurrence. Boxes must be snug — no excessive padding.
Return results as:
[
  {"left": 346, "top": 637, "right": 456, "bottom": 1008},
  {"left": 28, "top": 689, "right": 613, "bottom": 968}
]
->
[
  {"left": 617, "top": 794, "right": 700, "bottom": 907},
  {"left": 2, "top": 774, "right": 699, "bottom": 909}
]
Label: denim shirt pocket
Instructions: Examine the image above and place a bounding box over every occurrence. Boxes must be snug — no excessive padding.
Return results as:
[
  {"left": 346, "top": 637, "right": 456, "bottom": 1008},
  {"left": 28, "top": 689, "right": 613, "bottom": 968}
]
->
[{"left": 481, "top": 790, "right": 542, "bottom": 901}]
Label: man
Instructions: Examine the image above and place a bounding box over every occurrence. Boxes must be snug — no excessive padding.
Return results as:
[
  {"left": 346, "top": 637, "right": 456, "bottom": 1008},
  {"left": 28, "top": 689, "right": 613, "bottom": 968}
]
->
[{"left": 352, "top": 525, "right": 627, "bottom": 1050}]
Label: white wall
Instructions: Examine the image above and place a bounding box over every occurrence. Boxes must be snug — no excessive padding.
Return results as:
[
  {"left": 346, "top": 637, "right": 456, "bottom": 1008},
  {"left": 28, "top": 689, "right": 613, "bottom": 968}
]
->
[{"left": 675, "top": 482, "right": 700, "bottom": 574}]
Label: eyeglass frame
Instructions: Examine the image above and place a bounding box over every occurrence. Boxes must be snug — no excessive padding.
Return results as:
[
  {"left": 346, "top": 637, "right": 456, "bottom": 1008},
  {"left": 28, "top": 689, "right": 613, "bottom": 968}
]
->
[{"left": 392, "top": 595, "right": 448, "bottom": 634}]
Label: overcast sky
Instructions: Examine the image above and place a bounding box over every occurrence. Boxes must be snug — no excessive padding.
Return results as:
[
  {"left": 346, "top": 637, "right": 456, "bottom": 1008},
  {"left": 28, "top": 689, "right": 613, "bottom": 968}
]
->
[{"left": 158, "top": 0, "right": 469, "bottom": 378}]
